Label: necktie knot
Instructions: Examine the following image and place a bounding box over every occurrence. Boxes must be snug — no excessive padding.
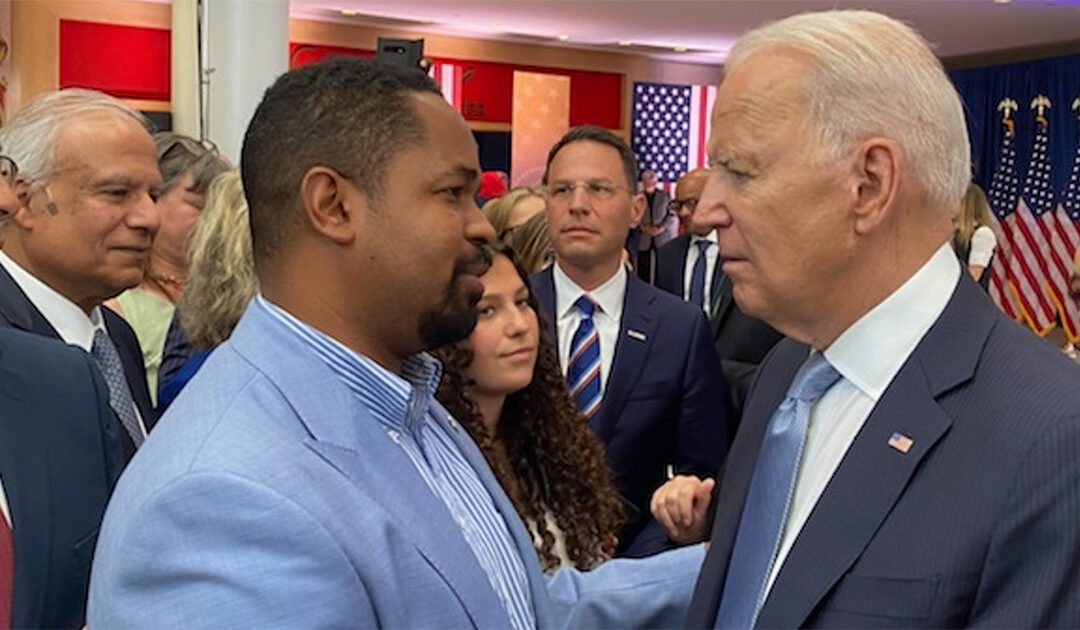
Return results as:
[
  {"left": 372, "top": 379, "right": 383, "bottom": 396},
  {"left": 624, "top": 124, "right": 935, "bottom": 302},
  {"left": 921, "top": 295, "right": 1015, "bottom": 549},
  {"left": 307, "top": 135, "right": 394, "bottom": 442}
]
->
[
  {"left": 575, "top": 295, "right": 596, "bottom": 319},
  {"left": 696, "top": 239, "right": 712, "bottom": 255},
  {"left": 787, "top": 352, "right": 841, "bottom": 403}
]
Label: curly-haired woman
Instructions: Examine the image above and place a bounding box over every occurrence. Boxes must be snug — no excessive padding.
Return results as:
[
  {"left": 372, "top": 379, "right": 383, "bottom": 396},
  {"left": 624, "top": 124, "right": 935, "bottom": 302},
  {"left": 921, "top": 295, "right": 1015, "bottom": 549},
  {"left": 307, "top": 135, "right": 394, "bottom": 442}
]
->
[{"left": 435, "top": 244, "right": 624, "bottom": 571}]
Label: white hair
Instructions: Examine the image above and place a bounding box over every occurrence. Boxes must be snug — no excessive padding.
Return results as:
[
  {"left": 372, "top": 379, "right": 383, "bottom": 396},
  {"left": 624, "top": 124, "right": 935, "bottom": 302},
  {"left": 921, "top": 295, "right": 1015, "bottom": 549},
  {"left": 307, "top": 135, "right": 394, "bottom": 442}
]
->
[
  {"left": 726, "top": 10, "right": 971, "bottom": 207},
  {"left": 0, "top": 88, "right": 149, "bottom": 192}
]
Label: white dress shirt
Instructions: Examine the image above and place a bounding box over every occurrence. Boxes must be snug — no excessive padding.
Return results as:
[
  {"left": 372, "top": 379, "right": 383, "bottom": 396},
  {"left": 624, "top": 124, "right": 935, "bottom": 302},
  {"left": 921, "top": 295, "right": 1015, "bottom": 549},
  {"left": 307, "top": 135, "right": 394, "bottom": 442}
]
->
[
  {"left": 682, "top": 231, "right": 720, "bottom": 313},
  {"left": 0, "top": 251, "right": 148, "bottom": 438},
  {"left": 553, "top": 262, "right": 626, "bottom": 394},
  {"left": 764, "top": 243, "right": 961, "bottom": 595}
]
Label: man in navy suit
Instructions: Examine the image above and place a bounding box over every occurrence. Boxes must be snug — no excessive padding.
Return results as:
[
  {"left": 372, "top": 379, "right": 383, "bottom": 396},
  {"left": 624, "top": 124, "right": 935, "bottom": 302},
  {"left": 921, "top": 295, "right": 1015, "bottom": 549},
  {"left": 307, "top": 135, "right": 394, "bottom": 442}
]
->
[
  {"left": 533, "top": 126, "right": 730, "bottom": 557},
  {"left": 0, "top": 148, "right": 127, "bottom": 629},
  {"left": 656, "top": 169, "right": 782, "bottom": 435},
  {"left": 655, "top": 10, "right": 1080, "bottom": 627},
  {"left": 0, "top": 89, "right": 160, "bottom": 449}
]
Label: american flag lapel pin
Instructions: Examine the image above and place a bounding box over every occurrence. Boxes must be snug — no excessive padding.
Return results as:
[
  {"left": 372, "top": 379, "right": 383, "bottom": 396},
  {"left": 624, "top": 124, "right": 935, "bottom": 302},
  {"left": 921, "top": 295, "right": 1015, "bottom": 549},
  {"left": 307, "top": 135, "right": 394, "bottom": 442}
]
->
[
  {"left": 627, "top": 329, "right": 647, "bottom": 342},
  {"left": 887, "top": 432, "right": 914, "bottom": 454}
]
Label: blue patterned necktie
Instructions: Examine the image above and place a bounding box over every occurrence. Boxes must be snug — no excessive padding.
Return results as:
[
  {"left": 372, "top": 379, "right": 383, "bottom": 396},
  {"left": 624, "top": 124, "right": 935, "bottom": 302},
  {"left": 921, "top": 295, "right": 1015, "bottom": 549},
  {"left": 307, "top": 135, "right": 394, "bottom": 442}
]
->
[
  {"left": 689, "top": 239, "right": 712, "bottom": 310},
  {"left": 91, "top": 328, "right": 145, "bottom": 447},
  {"left": 566, "top": 296, "right": 602, "bottom": 418},
  {"left": 715, "top": 352, "right": 841, "bottom": 629}
]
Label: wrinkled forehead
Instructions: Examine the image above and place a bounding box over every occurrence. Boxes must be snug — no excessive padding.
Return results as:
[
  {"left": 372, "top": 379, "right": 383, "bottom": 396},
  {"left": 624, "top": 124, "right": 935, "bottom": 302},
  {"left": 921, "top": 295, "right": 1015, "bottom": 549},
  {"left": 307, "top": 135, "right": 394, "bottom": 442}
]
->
[{"left": 706, "top": 51, "right": 812, "bottom": 158}]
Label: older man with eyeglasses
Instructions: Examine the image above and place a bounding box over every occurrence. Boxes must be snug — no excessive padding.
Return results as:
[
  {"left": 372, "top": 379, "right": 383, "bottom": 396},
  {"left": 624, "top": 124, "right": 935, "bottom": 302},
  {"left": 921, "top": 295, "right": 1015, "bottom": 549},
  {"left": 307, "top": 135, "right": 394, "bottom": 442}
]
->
[
  {"left": 0, "top": 147, "right": 128, "bottom": 628},
  {"left": 530, "top": 126, "right": 731, "bottom": 558}
]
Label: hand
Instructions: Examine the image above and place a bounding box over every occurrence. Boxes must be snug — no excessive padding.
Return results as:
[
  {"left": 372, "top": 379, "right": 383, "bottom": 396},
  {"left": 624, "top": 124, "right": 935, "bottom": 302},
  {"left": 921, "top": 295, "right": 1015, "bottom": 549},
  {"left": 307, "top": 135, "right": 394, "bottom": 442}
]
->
[{"left": 650, "top": 475, "right": 715, "bottom": 544}]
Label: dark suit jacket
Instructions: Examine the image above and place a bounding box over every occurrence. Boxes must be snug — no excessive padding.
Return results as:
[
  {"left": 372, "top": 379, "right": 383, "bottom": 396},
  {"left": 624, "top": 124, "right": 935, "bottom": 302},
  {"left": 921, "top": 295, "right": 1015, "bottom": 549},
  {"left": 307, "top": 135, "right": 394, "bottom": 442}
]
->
[
  {"left": 0, "top": 264, "right": 155, "bottom": 438},
  {"left": 687, "top": 276, "right": 1080, "bottom": 628},
  {"left": 0, "top": 327, "right": 127, "bottom": 628},
  {"left": 655, "top": 235, "right": 783, "bottom": 439},
  {"left": 532, "top": 266, "right": 730, "bottom": 556}
]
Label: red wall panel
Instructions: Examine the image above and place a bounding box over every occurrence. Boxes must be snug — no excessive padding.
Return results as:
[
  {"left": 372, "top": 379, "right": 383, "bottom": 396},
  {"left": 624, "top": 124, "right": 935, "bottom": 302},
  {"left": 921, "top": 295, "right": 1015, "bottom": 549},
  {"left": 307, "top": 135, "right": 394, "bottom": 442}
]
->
[
  {"left": 289, "top": 42, "right": 622, "bottom": 129},
  {"left": 59, "top": 20, "right": 171, "bottom": 101}
]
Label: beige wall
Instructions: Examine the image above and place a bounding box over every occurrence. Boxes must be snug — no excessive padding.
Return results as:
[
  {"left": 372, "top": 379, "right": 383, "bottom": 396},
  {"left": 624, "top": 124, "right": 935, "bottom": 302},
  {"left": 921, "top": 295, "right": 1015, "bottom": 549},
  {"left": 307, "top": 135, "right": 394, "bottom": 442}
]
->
[{"left": 7, "top": 0, "right": 723, "bottom": 131}]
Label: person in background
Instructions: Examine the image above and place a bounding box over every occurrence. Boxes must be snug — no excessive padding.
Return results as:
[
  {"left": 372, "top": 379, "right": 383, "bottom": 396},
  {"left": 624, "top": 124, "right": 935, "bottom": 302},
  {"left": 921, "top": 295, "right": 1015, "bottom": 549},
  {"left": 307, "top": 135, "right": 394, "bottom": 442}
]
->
[
  {"left": 656, "top": 168, "right": 782, "bottom": 434},
  {"left": 507, "top": 211, "right": 555, "bottom": 273},
  {"left": 0, "top": 88, "right": 159, "bottom": 451},
  {"left": 533, "top": 125, "right": 730, "bottom": 557},
  {"left": 107, "top": 133, "right": 230, "bottom": 405},
  {"left": 635, "top": 169, "right": 675, "bottom": 284},
  {"left": 157, "top": 170, "right": 255, "bottom": 410},
  {"left": 0, "top": 140, "right": 128, "bottom": 630},
  {"left": 482, "top": 186, "right": 546, "bottom": 241},
  {"left": 435, "top": 244, "right": 623, "bottom": 571},
  {"left": 476, "top": 170, "right": 509, "bottom": 206},
  {"left": 952, "top": 182, "right": 997, "bottom": 289}
]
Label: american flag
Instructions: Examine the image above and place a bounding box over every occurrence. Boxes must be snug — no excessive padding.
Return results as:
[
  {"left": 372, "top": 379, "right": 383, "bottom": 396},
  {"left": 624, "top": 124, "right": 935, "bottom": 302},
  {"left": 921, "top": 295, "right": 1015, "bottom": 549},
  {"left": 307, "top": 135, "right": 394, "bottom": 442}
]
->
[
  {"left": 1018, "top": 96, "right": 1079, "bottom": 340},
  {"left": 429, "top": 61, "right": 463, "bottom": 113},
  {"left": 988, "top": 100, "right": 1058, "bottom": 333},
  {"left": 631, "top": 81, "right": 717, "bottom": 190}
]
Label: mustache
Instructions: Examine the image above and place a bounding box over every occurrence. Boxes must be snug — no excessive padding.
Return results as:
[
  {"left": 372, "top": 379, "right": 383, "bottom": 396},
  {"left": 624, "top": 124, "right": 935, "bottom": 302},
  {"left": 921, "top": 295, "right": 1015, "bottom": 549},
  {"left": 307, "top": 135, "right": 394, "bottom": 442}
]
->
[{"left": 453, "top": 244, "right": 493, "bottom": 278}]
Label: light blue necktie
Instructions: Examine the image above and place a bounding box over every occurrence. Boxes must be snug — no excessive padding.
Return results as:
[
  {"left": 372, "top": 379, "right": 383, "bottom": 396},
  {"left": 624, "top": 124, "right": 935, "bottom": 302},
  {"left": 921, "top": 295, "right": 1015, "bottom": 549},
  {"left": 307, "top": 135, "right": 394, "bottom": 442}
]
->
[
  {"left": 566, "top": 296, "right": 602, "bottom": 418},
  {"left": 715, "top": 352, "right": 841, "bottom": 629},
  {"left": 689, "top": 239, "right": 712, "bottom": 310}
]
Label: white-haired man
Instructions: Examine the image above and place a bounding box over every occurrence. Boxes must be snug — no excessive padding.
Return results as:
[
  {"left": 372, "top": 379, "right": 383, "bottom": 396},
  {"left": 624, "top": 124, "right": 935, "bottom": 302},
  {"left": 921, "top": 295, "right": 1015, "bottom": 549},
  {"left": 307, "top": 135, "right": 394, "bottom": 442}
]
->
[
  {"left": 0, "top": 89, "right": 161, "bottom": 452},
  {"left": 659, "top": 10, "right": 1080, "bottom": 627}
]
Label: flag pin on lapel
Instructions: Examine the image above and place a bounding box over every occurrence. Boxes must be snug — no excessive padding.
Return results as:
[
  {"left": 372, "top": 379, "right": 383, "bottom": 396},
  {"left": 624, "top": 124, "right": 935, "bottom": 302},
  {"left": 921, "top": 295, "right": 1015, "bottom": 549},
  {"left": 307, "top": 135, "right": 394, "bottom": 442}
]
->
[
  {"left": 887, "top": 432, "right": 914, "bottom": 453},
  {"left": 627, "top": 329, "right": 647, "bottom": 342}
]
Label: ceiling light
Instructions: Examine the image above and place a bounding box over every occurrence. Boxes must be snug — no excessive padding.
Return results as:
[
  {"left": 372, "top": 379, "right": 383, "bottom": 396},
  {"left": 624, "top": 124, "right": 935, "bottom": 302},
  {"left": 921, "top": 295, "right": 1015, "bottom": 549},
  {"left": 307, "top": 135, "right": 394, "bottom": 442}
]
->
[
  {"left": 673, "top": 46, "right": 688, "bottom": 52},
  {"left": 993, "top": 0, "right": 1011, "bottom": 4},
  {"left": 618, "top": 41, "right": 633, "bottom": 46},
  {"left": 340, "top": 8, "right": 357, "bottom": 16},
  {"left": 557, "top": 34, "right": 570, "bottom": 41}
]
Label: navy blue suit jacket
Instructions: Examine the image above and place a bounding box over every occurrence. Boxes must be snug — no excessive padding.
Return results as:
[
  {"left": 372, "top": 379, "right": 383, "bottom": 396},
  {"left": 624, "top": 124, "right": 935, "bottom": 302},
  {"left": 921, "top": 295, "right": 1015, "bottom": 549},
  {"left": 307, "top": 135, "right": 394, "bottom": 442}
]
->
[
  {"left": 655, "top": 235, "right": 783, "bottom": 438},
  {"left": 687, "top": 276, "right": 1080, "bottom": 627},
  {"left": 0, "top": 327, "right": 126, "bottom": 628},
  {"left": 532, "top": 266, "right": 730, "bottom": 556},
  {"left": 0, "top": 264, "right": 155, "bottom": 441}
]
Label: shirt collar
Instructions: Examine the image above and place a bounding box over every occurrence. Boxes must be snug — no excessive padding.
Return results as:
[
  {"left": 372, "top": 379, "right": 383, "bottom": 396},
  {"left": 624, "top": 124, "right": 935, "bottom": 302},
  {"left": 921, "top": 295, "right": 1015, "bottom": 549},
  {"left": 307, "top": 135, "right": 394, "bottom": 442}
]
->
[
  {"left": 690, "top": 230, "right": 718, "bottom": 246},
  {"left": 0, "top": 250, "right": 104, "bottom": 351},
  {"left": 254, "top": 295, "right": 443, "bottom": 433},
  {"left": 553, "top": 261, "right": 627, "bottom": 320},
  {"left": 824, "top": 243, "right": 960, "bottom": 401}
]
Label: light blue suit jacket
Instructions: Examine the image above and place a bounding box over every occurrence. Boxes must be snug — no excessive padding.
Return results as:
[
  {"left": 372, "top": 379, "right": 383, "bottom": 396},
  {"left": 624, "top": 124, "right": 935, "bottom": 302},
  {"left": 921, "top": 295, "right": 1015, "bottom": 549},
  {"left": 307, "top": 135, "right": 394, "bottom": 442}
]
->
[{"left": 88, "top": 301, "right": 704, "bottom": 628}]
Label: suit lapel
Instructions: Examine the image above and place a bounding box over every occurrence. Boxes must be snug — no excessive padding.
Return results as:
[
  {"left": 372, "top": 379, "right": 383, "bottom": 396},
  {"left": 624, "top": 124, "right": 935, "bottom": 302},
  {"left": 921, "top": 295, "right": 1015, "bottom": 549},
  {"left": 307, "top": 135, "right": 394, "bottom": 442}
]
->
[
  {"left": 0, "top": 266, "right": 59, "bottom": 337},
  {"left": 756, "top": 277, "right": 991, "bottom": 628},
  {"left": 0, "top": 355, "right": 51, "bottom": 628},
  {"left": 231, "top": 306, "right": 517, "bottom": 629},
  {"left": 709, "top": 273, "right": 734, "bottom": 337},
  {"left": 756, "top": 364, "right": 952, "bottom": 627},
  {"left": 589, "top": 276, "right": 659, "bottom": 442},
  {"left": 533, "top": 267, "right": 559, "bottom": 356}
]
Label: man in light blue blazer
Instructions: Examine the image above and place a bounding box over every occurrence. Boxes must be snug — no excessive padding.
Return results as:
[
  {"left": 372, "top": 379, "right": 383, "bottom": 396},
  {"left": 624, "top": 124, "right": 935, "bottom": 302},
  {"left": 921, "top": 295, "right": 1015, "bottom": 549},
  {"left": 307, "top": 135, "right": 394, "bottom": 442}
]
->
[{"left": 88, "top": 59, "right": 703, "bottom": 628}]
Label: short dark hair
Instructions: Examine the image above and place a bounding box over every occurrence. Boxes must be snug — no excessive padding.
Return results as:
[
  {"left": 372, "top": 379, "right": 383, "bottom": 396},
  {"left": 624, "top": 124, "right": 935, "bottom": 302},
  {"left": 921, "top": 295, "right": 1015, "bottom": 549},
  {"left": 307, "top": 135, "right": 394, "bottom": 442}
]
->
[
  {"left": 541, "top": 125, "right": 639, "bottom": 189},
  {"left": 241, "top": 58, "right": 441, "bottom": 264}
]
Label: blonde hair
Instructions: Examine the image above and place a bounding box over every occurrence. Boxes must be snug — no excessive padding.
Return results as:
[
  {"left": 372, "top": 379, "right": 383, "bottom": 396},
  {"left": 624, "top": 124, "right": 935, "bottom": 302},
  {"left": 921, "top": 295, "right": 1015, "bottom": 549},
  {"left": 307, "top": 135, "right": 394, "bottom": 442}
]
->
[
  {"left": 178, "top": 170, "right": 257, "bottom": 348},
  {"left": 726, "top": 10, "right": 970, "bottom": 207},
  {"left": 509, "top": 211, "right": 554, "bottom": 273},
  {"left": 482, "top": 187, "right": 545, "bottom": 239},
  {"left": 955, "top": 183, "right": 992, "bottom": 249}
]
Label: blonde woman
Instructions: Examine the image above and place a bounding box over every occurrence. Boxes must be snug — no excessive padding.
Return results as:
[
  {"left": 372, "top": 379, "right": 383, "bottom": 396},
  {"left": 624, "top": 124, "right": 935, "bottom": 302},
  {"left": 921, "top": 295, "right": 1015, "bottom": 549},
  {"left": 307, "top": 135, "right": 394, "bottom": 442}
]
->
[
  {"left": 157, "top": 170, "right": 257, "bottom": 409},
  {"left": 482, "top": 186, "right": 546, "bottom": 240},
  {"left": 508, "top": 211, "right": 554, "bottom": 273},
  {"left": 953, "top": 183, "right": 998, "bottom": 289}
]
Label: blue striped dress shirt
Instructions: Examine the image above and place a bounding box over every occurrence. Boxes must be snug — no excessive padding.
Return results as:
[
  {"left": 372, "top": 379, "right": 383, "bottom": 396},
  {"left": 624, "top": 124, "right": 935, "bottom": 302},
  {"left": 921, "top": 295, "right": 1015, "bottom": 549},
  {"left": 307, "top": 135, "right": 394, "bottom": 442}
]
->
[{"left": 257, "top": 296, "right": 536, "bottom": 629}]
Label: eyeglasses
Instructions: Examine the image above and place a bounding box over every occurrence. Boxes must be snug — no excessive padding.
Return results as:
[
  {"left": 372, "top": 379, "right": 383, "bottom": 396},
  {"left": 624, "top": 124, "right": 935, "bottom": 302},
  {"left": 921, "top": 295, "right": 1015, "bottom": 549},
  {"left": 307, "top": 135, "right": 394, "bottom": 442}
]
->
[
  {"left": 667, "top": 198, "right": 699, "bottom": 214},
  {"left": 545, "top": 180, "right": 631, "bottom": 203},
  {"left": 0, "top": 155, "right": 17, "bottom": 186}
]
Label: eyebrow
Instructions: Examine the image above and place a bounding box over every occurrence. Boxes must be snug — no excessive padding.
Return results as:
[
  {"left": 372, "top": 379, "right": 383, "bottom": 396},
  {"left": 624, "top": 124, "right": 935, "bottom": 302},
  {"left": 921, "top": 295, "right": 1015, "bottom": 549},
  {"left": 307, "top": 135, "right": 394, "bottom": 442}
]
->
[{"left": 434, "top": 165, "right": 480, "bottom": 183}]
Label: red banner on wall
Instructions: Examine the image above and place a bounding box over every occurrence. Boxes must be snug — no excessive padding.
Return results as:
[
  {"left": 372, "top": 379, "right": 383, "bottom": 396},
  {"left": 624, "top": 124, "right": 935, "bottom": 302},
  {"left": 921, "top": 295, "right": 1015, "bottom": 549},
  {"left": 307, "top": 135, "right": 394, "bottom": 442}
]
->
[{"left": 59, "top": 20, "right": 170, "bottom": 101}]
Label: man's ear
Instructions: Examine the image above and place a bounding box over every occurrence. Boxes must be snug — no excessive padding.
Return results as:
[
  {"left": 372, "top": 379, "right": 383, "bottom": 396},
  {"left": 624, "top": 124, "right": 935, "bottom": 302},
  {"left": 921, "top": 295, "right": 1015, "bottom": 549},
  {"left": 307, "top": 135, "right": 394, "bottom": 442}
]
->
[
  {"left": 851, "top": 138, "right": 901, "bottom": 236},
  {"left": 630, "top": 192, "right": 646, "bottom": 228},
  {"left": 298, "top": 166, "right": 361, "bottom": 246},
  {"left": 11, "top": 179, "right": 44, "bottom": 229}
]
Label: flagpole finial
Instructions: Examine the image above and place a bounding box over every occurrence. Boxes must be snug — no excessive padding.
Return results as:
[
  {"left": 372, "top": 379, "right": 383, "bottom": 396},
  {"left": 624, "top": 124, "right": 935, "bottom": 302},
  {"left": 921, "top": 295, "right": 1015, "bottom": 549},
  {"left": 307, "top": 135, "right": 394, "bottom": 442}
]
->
[
  {"left": 997, "top": 98, "right": 1019, "bottom": 137},
  {"left": 1031, "top": 95, "right": 1052, "bottom": 129},
  {"left": 1072, "top": 96, "right": 1080, "bottom": 123}
]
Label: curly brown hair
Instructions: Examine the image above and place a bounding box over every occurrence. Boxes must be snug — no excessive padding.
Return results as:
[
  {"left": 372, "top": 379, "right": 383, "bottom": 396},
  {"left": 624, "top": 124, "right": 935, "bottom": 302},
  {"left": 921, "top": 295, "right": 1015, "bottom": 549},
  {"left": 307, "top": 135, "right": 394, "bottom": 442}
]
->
[{"left": 434, "top": 245, "right": 624, "bottom": 571}]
